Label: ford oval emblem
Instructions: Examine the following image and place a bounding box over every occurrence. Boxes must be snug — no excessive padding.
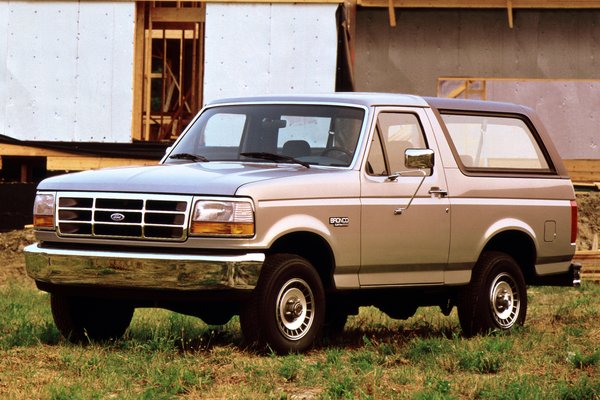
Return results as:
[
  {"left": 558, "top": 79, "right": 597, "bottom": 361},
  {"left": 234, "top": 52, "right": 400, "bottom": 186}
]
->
[{"left": 110, "top": 213, "right": 126, "bottom": 222}]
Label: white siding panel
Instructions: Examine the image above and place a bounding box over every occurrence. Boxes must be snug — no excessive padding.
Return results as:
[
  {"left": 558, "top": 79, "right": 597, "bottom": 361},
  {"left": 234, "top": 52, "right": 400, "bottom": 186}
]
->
[
  {"left": 2, "top": 1, "right": 134, "bottom": 142},
  {"left": 6, "top": 2, "right": 79, "bottom": 141},
  {"left": 0, "top": 2, "right": 8, "bottom": 137},
  {"left": 268, "top": 4, "right": 337, "bottom": 94},
  {"left": 203, "top": 3, "right": 338, "bottom": 105},
  {"left": 76, "top": 2, "right": 134, "bottom": 142},
  {"left": 204, "top": 4, "right": 271, "bottom": 102},
  {"left": 110, "top": 4, "right": 136, "bottom": 140}
]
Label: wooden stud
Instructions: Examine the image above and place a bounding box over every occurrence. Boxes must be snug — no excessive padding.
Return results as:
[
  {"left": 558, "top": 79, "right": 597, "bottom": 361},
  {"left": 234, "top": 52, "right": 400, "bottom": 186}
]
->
[
  {"left": 46, "top": 157, "right": 158, "bottom": 171},
  {"left": 564, "top": 159, "right": 600, "bottom": 183},
  {"left": 132, "top": 3, "right": 146, "bottom": 141},
  {"left": 388, "top": 0, "right": 397, "bottom": 27},
  {"left": 20, "top": 163, "right": 29, "bottom": 183},
  {"left": 0, "top": 144, "right": 158, "bottom": 172},
  {"left": 150, "top": 7, "right": 204, "bottom": 23},
  {"left": 144, "top": 8, "right": 153, "bottom": 141},
  {"left": 446, "top": 82, "right": 467, "bottom": 98},
  {"left": 507, "top": 0, "right": 514, "bottom": 28}
]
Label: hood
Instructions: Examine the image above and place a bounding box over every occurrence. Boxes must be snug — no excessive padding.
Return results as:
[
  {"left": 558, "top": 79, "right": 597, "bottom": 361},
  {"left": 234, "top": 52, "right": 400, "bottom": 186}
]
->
[{"left": 37, "top": 162, "right": 318, "bottom": 196}]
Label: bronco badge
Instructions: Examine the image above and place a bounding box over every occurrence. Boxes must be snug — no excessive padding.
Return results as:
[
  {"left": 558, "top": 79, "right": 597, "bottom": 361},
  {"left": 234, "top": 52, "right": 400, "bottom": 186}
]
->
[{"left": 329, "top": 217, "right": 349, "bottom": 227}]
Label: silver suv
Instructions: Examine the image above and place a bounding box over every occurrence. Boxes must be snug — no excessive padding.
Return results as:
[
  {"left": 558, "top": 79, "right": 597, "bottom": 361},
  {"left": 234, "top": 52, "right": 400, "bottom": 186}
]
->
[{"left": 25, "top": 94, "right": 580, "bottom": 353}]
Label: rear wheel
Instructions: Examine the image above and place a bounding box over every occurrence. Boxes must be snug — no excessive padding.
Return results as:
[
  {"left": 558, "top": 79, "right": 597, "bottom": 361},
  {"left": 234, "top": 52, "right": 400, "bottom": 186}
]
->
[
  {"left": 51, "top": 294, "right": 134, "bottom": 343},
  {"left": 240, "top": 254, "right": 325, "bottom": 354},
  {"left": 458, "top": 251, "right": 527, "bottom": 337}
]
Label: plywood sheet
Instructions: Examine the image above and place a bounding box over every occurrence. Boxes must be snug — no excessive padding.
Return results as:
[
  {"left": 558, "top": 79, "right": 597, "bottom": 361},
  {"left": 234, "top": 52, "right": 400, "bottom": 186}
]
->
[
  {"left": 1, "top": 2, "right": 134, "bottom": 142},
  {"left": 355, "top": 9, "right": 600, "bottom": 95},
  {"left": 203, "top": 3, "right": 337, "bottom": 105},
  {"left": 487, "top": 80, "right": 600, "bottom": 160}
]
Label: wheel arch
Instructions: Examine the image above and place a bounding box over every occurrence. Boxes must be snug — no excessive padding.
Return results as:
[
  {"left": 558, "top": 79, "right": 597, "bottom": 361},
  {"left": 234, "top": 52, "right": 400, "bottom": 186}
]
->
[
  {"left": 481, "top": 229, "right": 537, "bottom": 284},
  {"left": 267, "top": 231, "right": 336, "bottom": 290}
]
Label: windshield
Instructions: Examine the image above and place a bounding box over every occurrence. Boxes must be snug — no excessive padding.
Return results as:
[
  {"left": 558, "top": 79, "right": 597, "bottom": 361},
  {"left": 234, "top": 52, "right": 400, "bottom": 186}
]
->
[{"left": 164, "top": 104, "right": 365, "bottom": 167}]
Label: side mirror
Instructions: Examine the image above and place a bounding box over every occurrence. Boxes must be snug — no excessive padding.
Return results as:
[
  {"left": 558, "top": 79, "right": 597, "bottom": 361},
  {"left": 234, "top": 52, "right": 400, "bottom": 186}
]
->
[{"left": 405, "top": 148, "right": 434, "bottom": 169}]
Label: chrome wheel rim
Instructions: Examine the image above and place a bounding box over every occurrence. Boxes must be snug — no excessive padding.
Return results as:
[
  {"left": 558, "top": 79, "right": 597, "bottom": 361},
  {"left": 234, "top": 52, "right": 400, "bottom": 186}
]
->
[
  {"left": 276, "top": 278, "right": 314, "bottom": 341},
  {"left": 489, "top": 272, "right": 520, "bottom": 329}
]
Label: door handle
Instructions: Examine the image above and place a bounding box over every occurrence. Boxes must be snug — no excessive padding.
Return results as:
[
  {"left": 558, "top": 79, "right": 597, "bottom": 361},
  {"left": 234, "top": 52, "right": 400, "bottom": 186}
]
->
[{"left": 428, "top": 187, "right": 448, "bottom": 197}]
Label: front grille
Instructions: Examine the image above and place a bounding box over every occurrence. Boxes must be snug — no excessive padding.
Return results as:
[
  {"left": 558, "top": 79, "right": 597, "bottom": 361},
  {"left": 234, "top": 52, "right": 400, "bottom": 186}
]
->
[{"left": 56, "top": 192, "right": 192, "bottom": 241}]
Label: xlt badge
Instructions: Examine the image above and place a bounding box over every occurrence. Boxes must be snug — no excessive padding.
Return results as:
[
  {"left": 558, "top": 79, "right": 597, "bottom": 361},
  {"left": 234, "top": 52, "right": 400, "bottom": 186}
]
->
[{"left": 329, "top": 217, "right": 349, "bottom": 227}]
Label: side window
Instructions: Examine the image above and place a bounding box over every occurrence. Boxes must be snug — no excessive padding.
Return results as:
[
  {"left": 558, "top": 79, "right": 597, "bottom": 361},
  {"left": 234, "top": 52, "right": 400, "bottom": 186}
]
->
[
  {"left": 441, "top": 114, "right": 551, "bottom": 171},
  {"left": 202, "top": 113, "right": 246, "bottom": 147},
  {"left": 366, "top": 130, "right": 387, "bottom": 176},
  {"left": 366, "top": 112, "right": 429, "bottom": 176}
]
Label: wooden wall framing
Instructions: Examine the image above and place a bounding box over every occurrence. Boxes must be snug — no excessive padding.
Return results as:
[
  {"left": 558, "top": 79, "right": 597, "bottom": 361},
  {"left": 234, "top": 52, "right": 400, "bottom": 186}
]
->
[
  {"left": 0, "top": 144, "right": 157, "bottom": 175},
  {"left": 132, "top": 1, "right": 205, "bottom": 142}
]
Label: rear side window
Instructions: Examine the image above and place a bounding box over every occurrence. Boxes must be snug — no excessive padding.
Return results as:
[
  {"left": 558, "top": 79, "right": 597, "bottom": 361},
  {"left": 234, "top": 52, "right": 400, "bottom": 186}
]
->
[{"left": 441, "top": 113, "right": 551, "bottom": 172}]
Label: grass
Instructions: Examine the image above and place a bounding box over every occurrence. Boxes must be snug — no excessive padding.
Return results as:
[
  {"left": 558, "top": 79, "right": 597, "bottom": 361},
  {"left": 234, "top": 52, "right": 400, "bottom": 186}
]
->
[{"left": 0, "top": 281, "right": 599, "bottom": 399}]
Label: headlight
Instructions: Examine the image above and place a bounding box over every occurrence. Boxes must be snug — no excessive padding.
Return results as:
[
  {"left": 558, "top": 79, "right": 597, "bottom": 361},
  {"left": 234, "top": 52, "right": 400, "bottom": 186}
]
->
[
  {"left": 190, "top": 200, "right": 254, "bottom": 237},
  {"left": 33, "top": 192, "right": 56, "bottom": 230}
]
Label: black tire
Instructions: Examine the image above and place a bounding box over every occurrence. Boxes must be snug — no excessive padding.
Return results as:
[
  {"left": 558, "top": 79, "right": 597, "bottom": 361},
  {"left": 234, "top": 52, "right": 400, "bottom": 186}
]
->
[
  {"left": 458, "top": 251, "right": 527, "bottom": 337},
  {"left": 240, "top": 254, "right": 325, "bottom": 354},
  {"left": 51, "top": 294, "right": 134, "bottom": 343}
]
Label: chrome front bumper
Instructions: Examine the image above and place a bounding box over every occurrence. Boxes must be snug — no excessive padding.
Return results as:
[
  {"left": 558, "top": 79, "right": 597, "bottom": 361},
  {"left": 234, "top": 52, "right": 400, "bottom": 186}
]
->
[{"left": 24, "top": 243, "right": 265, "bottom": 291}]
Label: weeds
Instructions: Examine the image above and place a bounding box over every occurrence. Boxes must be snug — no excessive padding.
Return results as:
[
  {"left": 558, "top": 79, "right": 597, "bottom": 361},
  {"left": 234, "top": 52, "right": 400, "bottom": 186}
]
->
[
  {"left": 566, "top": 349, "right": 600, "bottom": 369},
  {"left": 0, "top": 285, "right": 60, "bottom": 349},
  {"left": 277, "top": 354, "right": 302, "bottom": 382},
  {"left": 558, "top": 376, "right": 600, "bottom": 400}
]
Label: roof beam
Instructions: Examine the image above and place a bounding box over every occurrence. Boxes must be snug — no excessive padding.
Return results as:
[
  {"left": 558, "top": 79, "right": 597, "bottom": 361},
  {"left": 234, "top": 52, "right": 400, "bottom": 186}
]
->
[{"left": 358, "top": 0, "right": 600, "bottom": 8}]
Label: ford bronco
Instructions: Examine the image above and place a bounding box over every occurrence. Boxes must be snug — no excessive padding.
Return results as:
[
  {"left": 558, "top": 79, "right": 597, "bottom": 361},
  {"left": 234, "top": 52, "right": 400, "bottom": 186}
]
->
[{"left": 25, "top": 94, "right": 580, "bottom": 353}]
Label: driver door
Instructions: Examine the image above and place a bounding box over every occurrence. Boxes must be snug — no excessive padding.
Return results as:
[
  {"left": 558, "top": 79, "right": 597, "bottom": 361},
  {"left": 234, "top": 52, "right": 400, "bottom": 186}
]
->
[{"left": 359, "top": 107, "right": 450, "bottom": 286}]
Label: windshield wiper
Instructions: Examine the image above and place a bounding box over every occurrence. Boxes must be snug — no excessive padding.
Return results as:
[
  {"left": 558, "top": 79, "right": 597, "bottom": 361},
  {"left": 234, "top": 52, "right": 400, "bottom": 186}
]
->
[
  {"left": 168, "top": 153, "right": 209, "bottom": 162},
  {"left": 240, "top": 152, "right": 310, "bottom": 168}
]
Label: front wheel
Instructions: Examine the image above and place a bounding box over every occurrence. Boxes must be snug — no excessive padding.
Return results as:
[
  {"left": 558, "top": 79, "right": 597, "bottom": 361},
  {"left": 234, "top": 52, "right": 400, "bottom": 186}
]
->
[
  {"left": 240, "top": 254, "right": 325, "bottom": 354},
  {"left": 458, "top": 251, "right": 527, "bottom": 337},
  {"left": 51, "top": 294, "right": 134, "bottom": 343}
]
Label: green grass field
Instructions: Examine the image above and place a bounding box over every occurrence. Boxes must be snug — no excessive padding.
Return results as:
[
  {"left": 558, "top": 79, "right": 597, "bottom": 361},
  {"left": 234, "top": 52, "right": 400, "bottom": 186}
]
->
[{"left": 0, "top": 279, "right": 598, "bottom": 399}]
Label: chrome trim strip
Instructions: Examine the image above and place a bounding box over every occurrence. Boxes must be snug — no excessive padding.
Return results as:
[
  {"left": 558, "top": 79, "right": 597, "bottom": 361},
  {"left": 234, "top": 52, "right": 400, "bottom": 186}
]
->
[{"left": 24, "top": 243, "right": 264, "bottom": 290}]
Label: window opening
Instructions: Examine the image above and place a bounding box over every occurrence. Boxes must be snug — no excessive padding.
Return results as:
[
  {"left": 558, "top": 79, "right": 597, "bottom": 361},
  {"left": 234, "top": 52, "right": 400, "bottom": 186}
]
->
[
  {"left": 367, "top": 112, "right": 429, "bottom": 176},
  {"left": 134, "top": 1, "right": 205, "bottom": 142},
  {"left": 441, "top": 113, "right": 551, "bottom": 171}
]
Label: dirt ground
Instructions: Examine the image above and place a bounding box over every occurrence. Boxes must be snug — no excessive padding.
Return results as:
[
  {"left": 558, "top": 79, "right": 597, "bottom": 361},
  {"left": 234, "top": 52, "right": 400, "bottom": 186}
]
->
[
  {"left": 576, "top": 191, "right": 600, "bottom": 250},
  {"left": 0, "top": 192, "right": 598, "bottom": 284},
  {"left": 0, "top": 228, "right": 34, "bottom": 285}
]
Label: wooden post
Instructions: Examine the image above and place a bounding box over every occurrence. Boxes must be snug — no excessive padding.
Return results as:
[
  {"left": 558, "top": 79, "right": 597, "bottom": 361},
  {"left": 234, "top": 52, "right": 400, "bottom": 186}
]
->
[
  {"left": 388, "top": 0, "right": 397, "bottom": 27},
  {"left": 132, "top": 3, "right": 146, "bottom": 141}
]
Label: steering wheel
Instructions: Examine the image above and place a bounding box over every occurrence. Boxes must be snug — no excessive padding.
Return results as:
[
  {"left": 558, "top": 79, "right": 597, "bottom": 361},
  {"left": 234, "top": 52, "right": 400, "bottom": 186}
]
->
[{"left": 321, "top": 147, "right": 353, "bottom": 162}]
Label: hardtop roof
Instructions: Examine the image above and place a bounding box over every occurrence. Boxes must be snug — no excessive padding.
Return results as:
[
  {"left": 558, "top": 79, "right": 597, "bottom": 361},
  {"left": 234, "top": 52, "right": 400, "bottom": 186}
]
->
[{"left": 206, "top": 92, "right": 533, "bottom": 114}]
